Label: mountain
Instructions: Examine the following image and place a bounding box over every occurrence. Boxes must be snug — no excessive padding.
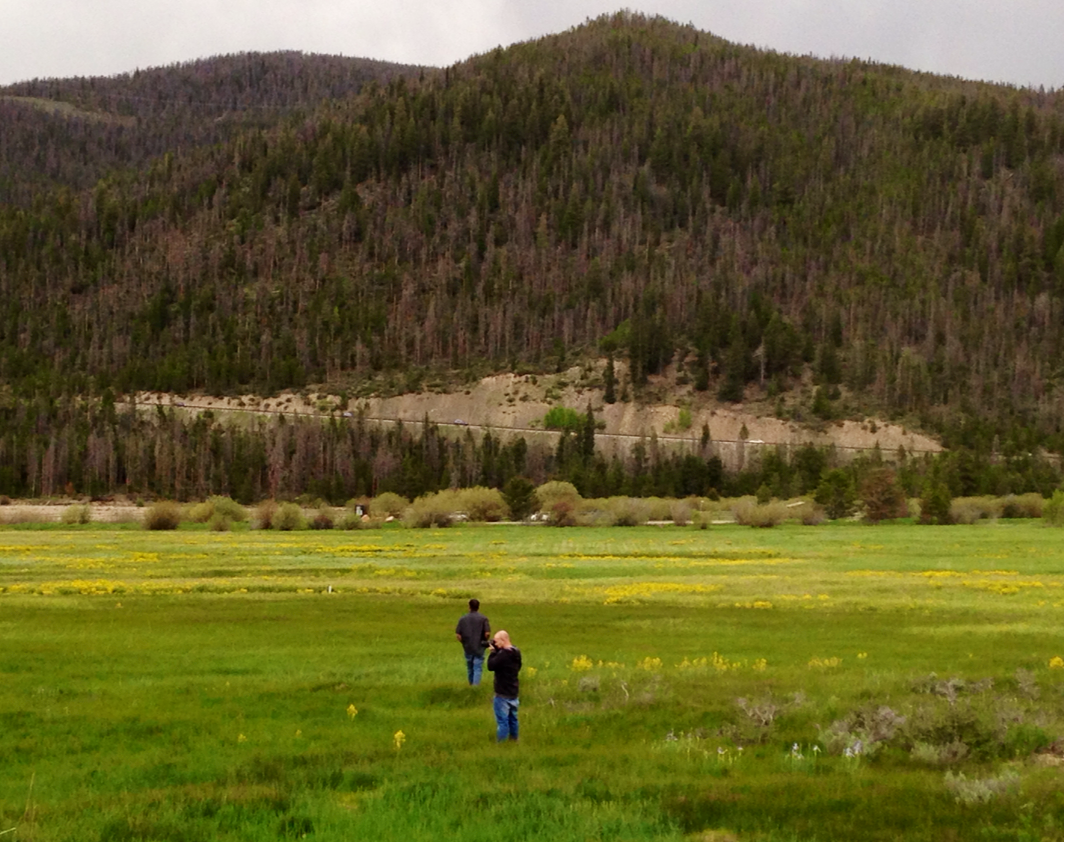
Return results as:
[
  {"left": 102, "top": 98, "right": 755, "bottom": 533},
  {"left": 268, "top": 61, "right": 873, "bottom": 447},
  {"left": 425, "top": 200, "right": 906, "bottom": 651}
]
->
[
  {"left": 0, "top": 51, "right": 424, "bottom": 205},
  {"left": 0, "top": 12, "right": 1061, "bottom": 457}
]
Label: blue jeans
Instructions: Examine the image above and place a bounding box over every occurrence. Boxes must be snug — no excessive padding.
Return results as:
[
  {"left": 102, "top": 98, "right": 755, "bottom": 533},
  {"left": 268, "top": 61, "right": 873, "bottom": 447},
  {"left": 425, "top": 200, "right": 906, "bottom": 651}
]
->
[
  {"left": 465, "top": 653, "right": 484, "bottom": 686},
  {"left": 493, "top": 695, "right": 519, "bottom": 742}
]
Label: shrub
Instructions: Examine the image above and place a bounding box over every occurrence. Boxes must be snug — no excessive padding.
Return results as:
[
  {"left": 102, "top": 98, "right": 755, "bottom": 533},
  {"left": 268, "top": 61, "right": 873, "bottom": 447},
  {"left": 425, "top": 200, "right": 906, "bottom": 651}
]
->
[
  {"left": 733, "top": 499, "right": 787, "bottom": 528},
  {"left": 459, "top": 487, "right": 509, "bottom": 522},
  {"left": 255, "top": 500, "right": 278, "bottom": 530},
  {"left": 607, "top": 496, "right": 651, "bottom": 526},
  {"left": 996, "top": 493, "right": 1038, "bottom": 518},
  {"left": 950, "top": 496, "right": 1001, "bottom": 525},
  {"left": 188, "top": 496, "right": 246, "bottom": 525},
  {"left": 209, "top": 496, "right": 247, "bottom": 522},
  {"left": 943, "top": 770, "right": 1020, "bottom": 805},
  {"left": 797, "top": 502, "right": 826, "bottom": 525},
  {"left": 186, "top": 501, "right": 215, "bottom": 523},
  {"left": 644, "top": 497, "right": 673, "bottom": 521},
  {"left": 369, "top": 492, "right": 408, "bottom": 519},
  {"left": 547, "top": 499, "right": 577, "bottom": 527},
  {"left": 208, "top": 513, "right": 231, "bottom": 532},
  {"left": 755, "top": 484, "right": 772, "bottom": 505},
  {"left": 405, "top": 493, "right": 455, "bottom": 528},
  {"left": 573, "top": 501, "right": 614, "bottom": 527},
  {"left": 310, "top": 509, "right": 335, "bottom": 530},
  {"left": 339, "top": 511, "right": 364, "bottom": 530},
  {"left": 542, "top": 406, "right": 584, "bottom": 432},
  {"left": 670, "top": 500, "right": 691, "bottom": 526},
  {"left": 536, "top": 481, "right": 581, "bottom": 512},
  {"left": 274, "top": 503, "right": 306, "bottom": 531},
  {"left": 1043, "top": 490, "right": 1064, "bottom": 527},
  {"left": 502, "top": 477, "right": 538, "bottom": 521},
  {"left": 61, "top": 504, "right": 92, "bottom": 525},
  {"left": 143, "top": 501, "right": 182, "bottom": 530}
]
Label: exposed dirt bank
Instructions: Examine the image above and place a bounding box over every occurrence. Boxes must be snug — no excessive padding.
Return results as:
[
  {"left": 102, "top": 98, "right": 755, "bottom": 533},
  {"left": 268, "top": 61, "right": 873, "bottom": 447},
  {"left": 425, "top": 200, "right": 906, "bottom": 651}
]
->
[{"left": 131, "top": 362, "right": 943, "bottom": 458}]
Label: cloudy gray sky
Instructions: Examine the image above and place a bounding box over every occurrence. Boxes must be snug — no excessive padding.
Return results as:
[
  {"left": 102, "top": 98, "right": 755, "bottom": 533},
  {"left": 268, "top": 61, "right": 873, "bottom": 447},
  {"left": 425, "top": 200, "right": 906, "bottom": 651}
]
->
[{"left": 2, "top": 1, "right": 1061, "bottom": 89}]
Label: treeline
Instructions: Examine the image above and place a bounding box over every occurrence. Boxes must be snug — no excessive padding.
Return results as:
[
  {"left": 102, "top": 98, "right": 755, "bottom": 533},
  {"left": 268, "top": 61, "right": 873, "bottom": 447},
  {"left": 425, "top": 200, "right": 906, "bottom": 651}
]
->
[
  {"left": 0, "top": 398, "right": 1057, "bottom": 504},
  {"left": 0, "top": 52, "right": 421, "bottom": 206},
  {"left": 0, "top": 13, "right": 1061, "bottom": 450}
]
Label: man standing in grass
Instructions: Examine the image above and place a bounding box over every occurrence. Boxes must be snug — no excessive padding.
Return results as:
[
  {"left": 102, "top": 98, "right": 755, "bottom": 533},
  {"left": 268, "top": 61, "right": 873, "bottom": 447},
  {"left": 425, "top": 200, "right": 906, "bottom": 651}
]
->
[
  {"left": 487, "top": 630, "right": 521, "bottom": 742},
  {"left": 455, "top": 598, "right": 491, "bottom": 686}
]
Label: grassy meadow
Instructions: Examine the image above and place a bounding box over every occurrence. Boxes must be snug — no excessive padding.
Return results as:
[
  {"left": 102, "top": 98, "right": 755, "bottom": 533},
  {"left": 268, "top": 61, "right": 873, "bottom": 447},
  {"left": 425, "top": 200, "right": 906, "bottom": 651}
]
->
[{"left": 0, "top": 521, "right": 1061, "bottom": 841}]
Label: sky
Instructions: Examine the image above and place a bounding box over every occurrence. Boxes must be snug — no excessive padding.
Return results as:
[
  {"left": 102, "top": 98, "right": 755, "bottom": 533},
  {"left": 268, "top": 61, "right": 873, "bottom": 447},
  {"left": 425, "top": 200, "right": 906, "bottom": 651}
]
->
[{"left": 2, "top": 1, "right": 1061, "bottom": 90}]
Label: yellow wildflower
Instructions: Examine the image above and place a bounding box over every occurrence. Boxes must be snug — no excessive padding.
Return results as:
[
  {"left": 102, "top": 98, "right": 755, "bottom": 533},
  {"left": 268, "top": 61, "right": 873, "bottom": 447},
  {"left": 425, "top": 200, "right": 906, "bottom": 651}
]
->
[{"left": 393, "top": 730, "right": 406, "bottom": 750}]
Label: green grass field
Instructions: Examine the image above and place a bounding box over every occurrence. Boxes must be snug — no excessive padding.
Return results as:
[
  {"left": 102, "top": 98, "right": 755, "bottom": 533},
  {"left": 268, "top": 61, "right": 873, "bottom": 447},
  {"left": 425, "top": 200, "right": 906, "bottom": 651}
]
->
[{"left": 0, "top": 522, "right": 1061, "bottom": 841}]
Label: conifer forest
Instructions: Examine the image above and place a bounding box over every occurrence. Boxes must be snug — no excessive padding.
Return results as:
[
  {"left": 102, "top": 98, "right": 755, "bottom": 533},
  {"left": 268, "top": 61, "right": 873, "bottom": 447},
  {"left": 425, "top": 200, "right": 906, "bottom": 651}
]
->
[{"left": 0, "top": 13, "right": 1061, "bottom": 502}]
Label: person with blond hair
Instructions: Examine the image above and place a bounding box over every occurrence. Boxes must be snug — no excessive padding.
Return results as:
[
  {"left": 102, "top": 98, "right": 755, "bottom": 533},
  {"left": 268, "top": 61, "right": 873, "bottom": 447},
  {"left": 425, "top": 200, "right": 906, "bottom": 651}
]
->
[{"left": 486, "top": 629, "right": 522, "bottom": 742}]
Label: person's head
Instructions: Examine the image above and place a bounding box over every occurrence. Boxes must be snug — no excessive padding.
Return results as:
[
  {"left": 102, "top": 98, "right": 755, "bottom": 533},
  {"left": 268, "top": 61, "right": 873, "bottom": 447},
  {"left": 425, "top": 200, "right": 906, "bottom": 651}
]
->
[
  {"left": 469, "top": 598, "right": 480, "bottom": 612},
  {"left": 492, "top": 630, "right": 511, "bottom": 649}
]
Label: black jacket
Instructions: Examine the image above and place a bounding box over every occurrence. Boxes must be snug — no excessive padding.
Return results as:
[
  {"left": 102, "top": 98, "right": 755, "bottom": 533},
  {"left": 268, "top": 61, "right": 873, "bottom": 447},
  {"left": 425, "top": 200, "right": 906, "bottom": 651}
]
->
[{"left": 487, "top": 646, "right": 521, "bottom": 698}]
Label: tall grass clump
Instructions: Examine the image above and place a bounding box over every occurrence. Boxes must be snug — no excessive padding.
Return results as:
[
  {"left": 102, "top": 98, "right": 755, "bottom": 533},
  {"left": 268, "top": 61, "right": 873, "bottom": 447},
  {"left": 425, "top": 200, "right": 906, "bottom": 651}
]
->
[
  {"left": 60, "top": 503, "right": 92, "bottom": 525},
  {"left": 143, "top": 501, "right": 182, "bottom": 530},
  {"left": 273, "top": 502, "right": 306, "bottom": 531}
]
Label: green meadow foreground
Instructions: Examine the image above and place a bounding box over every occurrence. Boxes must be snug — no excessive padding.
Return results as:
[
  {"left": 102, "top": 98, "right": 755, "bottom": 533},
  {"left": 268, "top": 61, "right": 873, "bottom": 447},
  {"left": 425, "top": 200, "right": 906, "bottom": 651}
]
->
[{"left": 0, "top": 523, "right": 1061, "bottom": 841}]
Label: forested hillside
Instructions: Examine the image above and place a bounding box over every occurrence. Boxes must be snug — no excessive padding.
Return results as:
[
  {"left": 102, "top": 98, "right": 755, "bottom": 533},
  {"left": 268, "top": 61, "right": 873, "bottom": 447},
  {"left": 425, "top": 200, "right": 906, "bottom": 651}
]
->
[
  {"left": 0, "top": 12, "right": 1061, "bottom": 486},
  {"left": 0, "top": 51, "right": 422, "bottom": 205}
]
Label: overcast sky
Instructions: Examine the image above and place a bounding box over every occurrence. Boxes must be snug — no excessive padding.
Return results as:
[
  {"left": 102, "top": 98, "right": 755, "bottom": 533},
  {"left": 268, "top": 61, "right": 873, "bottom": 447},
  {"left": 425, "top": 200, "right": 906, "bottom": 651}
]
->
[{"left": 2, "top": 1, "right": 1061, "bottom": 89}]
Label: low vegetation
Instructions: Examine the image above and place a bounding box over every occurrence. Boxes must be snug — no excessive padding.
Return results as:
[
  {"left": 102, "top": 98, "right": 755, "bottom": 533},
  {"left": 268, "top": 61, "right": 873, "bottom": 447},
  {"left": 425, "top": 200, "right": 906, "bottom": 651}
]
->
[
  {"left": 0, "top": 522, "right": 1060, "bottom": 840},
  {"left": 142, "top": 500, "right": 182, "bottom": 530}
]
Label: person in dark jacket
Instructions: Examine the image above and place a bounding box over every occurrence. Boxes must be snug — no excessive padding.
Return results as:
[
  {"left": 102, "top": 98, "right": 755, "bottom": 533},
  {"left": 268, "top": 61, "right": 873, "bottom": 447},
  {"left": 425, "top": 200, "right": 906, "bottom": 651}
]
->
[
  {"left": 486, "top": 630, "right": 521, "bottom": 742},
  {"left": 455, "top": 598, "right": 491, "bottom": 685}
]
